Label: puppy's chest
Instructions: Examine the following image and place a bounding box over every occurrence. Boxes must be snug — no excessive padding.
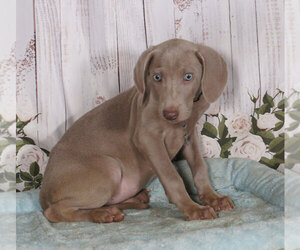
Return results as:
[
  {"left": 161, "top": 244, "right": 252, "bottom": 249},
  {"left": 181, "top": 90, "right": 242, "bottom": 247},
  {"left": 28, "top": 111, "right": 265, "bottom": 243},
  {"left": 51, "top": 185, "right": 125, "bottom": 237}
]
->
[{"left": 164, "top": 127, "right": 186, "bottom": 159}]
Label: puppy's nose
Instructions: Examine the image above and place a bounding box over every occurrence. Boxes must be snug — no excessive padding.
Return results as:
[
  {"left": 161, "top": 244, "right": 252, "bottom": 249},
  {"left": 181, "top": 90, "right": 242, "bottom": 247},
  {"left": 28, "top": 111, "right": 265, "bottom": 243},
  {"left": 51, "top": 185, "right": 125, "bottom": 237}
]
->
[{"left": 163, "top": 109, "right": 179, "bottom": 120}]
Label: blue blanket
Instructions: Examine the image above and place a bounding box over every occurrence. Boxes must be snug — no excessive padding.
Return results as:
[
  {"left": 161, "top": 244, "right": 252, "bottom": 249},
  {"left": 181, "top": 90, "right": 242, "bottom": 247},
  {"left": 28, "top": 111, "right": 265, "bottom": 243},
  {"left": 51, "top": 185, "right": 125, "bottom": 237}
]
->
[{"left": 1, "top": 158, "right": 290, "bottom": 249}]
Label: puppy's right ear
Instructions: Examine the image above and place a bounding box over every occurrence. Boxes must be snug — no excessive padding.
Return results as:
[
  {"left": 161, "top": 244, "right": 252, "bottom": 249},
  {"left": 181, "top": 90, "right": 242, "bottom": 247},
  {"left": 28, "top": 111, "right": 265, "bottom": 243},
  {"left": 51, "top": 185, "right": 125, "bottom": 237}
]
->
[{"left": 134, "top": 46, "right": 154, "bottom": 102}]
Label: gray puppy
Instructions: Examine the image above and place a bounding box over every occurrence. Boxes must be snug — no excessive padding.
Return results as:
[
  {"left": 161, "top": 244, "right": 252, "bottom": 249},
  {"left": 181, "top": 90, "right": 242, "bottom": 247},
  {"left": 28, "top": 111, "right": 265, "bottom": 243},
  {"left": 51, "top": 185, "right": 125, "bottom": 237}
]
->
[{"left": 40, "top": 39, "right": 234, "bottom": 223}]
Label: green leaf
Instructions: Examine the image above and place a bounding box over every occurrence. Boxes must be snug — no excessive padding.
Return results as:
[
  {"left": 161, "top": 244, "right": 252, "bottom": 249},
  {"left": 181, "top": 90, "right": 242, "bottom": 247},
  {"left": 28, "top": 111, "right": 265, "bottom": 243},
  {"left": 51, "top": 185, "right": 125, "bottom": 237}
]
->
[
  {"left": 34, "top": 174, "right": 43, "bottom": 183},
  {"left": 218, "top": 115, "right": 228, "bottom": 139},
  {"left": 4, "top": 172, "right": 15, "bottom": 182},
  {"left": 201, "top": 122, "right": 218, "bottom": 138},
  {"left": 24, "top": 181, "right": 34, "bottom": 187},
  {"left": 289, "top": 111, "right": 300, "bottom": 121},
  {"left": 257, "top": 131, "right": 275, "bottom": 145},
  {"left": 29, "top": 162, "right": 40, "bottom": 177},
  {"left": 218, "top": 138, "right": 233, "bottom": 152},
  {"left": 250, "top": 116, "right": 260, "bottom": 134},
  {"left": 22, "top": 137, "right": 36, "bottom": 145},
  {"left": 277, "top": 98, "right": 286, "bottom": 110},
  {"left": 279, "top": 133, "right": 285, "bottom": 138},
  {"left": 16, "top": 173, "right": 22, "bottom": 183},
  {"left": 41, "top": 148, "right": 50, "bottom": 156},
  {"left": 292, "top": 99, "right": 300, "bottom": 110},
  {"left": 287, "top": 121, "right": 299, "bottom": 131},
  {"left": 263, "top": 92, "right": 274, "bottom": 107},
  {"left": 274, "top": 110, "right": 284, "bottom": 121},
  {"left": 20, "top": 170, "right": 33, "bottom": 181},
  {"left": 220, "top": 150, "right": 229, "bottom": 158},
  {"left": 273, "top": 151, "right": 284, "bottom": 164},
  {"left": 286, "top": 137, "right": 300, "bottom": 153},
  {"left": 220, "top": 150, "right": 230, "bottom": 158},
  {"left": 269, "top": 137, "right": 284, "bottom": 153},
  {"left": 258, "top": 103, "right": 271, "bottom": 115},
  {"left": 273, "top": 121, "right": 284, "bottom": 131},
  {"left": 259, "top": 157, "right": 280, "bottom": 169},
  {"left": 34, "top": 182, "right": 41, "bottom": 189},
  {"left": 16, "top": 140, "right": 25, "bottom": 153}
]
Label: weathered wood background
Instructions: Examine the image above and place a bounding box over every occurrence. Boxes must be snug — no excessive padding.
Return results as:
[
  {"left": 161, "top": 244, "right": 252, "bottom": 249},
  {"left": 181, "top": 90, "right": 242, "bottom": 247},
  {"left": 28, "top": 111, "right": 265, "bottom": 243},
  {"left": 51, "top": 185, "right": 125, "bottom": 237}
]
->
[{"left": 15, "top": 0, "right": 289, "bottom": 151}]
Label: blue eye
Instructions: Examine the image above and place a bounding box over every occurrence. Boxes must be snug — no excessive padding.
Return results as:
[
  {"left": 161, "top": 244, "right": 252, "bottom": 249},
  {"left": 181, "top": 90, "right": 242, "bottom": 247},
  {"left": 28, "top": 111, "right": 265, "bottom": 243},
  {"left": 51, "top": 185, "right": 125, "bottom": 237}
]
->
[
  {"left": 153, "top": 74, "right": 162, "bottom": 82},
  {"left": 184, "top": 73, "right": 193, "bottom": 81}
]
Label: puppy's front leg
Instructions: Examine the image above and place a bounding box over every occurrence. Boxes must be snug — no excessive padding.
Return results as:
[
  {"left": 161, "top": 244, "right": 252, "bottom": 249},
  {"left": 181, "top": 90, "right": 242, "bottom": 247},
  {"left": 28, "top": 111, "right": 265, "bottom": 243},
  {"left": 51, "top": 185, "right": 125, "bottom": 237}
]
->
[
  {"left": 182, "top": 129, "right": 235, "bottom": 211},
  {"left": 135, "top": 133, "right": 217, "bottom": 220}
]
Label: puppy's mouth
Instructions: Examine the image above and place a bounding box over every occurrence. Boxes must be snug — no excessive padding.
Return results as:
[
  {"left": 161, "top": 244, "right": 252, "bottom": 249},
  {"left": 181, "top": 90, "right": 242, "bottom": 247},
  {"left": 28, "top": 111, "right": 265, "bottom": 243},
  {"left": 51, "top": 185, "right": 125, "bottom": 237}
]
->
[{"left": 162, "top": 114, "right": 188, "bottom": 124}]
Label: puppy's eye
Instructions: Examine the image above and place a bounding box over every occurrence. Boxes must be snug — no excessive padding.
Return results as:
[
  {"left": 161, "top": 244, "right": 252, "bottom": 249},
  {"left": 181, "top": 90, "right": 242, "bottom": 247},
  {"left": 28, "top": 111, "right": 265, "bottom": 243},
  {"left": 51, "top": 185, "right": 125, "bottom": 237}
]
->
[
  {"left": 184, "top": 73, "right": 193, "bottom": 81},
  {"left": 153, "top": 74, "right": 162, "bottom": 82}
]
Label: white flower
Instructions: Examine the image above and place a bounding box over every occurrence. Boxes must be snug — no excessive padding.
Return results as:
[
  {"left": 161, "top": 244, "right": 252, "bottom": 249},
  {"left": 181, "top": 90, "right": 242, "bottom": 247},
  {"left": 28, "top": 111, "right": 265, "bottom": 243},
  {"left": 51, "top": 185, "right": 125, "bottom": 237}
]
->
[
  {"left": 225, "top": 113, "right": 252, "bottom": 137},
  {"left": 0, "top": 144, "right": 16, "bottom": 173},
  {"left": 16, "top": 144, "right": 48, "bottom": 173},
  {"left": 199, "top": 135, "right": 221, "bottom": 158},
  {"left": 229, "top": 134, "right": 266, "bottom": 161},
  {"left": 8, "top": 122, "right": 16, "bottom": 137},
  {"left": 257, "top": 113, "right": 280, "bottom": 130}
]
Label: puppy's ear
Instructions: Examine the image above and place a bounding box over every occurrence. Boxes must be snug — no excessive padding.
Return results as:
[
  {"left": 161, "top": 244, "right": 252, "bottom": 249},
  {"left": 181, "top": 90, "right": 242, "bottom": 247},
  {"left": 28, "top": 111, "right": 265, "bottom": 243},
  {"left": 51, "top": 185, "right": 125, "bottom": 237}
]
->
[
  {"left": 134, "top": 46, "right": 155, "bottom": 102},
  {"left": 196, "top": 45, "right": 228, "bottom": 103}
]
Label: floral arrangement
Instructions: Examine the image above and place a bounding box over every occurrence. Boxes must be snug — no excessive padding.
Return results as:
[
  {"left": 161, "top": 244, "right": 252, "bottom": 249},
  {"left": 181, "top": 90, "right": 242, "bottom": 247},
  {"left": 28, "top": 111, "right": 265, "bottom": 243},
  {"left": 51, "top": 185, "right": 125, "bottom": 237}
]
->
[
  {"left": 0, "top": 115, "right": 16, "bottom": 192},
  {"left": 197, "top": 89, "right": 285, "bottom": 169},
  {"left": 15, "top": 115, "right": 49, "bottom": 192},
  {"left": 0, "top": 89, "right": 287, "bottom": 192},
  {"left": 285, "top": 88, "right": 300, "bottom": 170}
]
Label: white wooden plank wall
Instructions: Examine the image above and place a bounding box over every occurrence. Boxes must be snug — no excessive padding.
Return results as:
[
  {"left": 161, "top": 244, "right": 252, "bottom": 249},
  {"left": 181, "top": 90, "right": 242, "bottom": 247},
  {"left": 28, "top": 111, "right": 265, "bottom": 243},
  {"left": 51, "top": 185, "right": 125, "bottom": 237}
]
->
[
  {"left": 285, "top": 0, "right": 300, "bottom": 94},
  {"left": 35, "top": 0, "right": 66, "bottom": 149},
  {"left": 61, "top": 0, "right": 119, "bottom": 129},
  {"left": 256, "top": 0, "right": 284, "bottom": 95},
  {"left": 0, "top": 0, "right": 16, "bottom": 122},
  {"left": 16, "top": 0, "right": 285, "bottom": 151},
  {"left": 16, "top": 0, "right": 37, "bottom": 139}
]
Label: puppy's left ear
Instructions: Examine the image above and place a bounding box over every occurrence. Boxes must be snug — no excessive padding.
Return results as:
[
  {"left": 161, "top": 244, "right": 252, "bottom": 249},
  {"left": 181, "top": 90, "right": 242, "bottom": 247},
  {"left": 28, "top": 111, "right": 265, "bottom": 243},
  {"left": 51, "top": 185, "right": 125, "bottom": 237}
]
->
[{"left": 196, "top": 45, "right": 228, "bottom": 103}]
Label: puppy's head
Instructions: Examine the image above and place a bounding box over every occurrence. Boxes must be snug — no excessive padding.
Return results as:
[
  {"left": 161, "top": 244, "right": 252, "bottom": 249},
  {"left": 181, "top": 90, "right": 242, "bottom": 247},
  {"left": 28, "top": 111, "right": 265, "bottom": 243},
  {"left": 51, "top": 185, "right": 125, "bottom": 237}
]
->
[{"left": 134, "top": 39, "right": 228, "bottom": 123}]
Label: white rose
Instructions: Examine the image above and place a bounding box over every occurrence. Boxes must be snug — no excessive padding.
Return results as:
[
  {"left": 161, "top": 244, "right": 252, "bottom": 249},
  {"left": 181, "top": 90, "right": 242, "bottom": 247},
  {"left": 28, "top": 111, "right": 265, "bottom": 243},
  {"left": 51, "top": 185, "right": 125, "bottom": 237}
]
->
[
  {"left": 0, "top": 144, "right": 16, "bottom": 173},
  {"left": 225, "top": 113, "right": 252, "bottom": 137},
  {"left": 199, "top": 135, "right": 221, "bottom": 158},
  {"left": 229, "top": 134, "right": 266, "bottom": 161},
  {"left": 8, "top": 122, "right": 16, "bottom": 137},
  {"left": 16, "top": 144, "right": 48, "bottom": 174},
  {"left": 257, "top": 113, "right": 280, "bottom": 130}
]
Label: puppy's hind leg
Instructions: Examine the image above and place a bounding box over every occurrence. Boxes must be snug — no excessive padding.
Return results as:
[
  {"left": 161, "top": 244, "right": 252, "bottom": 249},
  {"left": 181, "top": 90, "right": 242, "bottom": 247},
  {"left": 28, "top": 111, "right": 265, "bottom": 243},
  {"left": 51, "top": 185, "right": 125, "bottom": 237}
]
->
[
  {"left": 42, "top": 155, "right": 124, "bottom": 223},
  {"left": 44, "top": 202, "right": 125, "bottom": 223}
]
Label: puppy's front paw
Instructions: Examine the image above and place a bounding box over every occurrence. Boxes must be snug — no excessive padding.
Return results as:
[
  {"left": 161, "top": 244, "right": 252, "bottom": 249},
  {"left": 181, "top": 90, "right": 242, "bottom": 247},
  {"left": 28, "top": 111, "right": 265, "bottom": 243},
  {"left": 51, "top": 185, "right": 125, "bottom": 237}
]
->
[
  {"left": 200, "top": 194, "right": 235, "bottom": 211},
  {"left": 183, "top": 205, "right": 218, "bottom": 221}
]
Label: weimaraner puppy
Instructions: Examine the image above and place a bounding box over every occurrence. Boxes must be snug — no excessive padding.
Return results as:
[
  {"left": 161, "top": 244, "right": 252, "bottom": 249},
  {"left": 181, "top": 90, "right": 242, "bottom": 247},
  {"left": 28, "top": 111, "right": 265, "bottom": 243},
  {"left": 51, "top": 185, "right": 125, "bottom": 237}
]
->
[{"left": 40, "top": 38, "right": 234, "bottom": 223}]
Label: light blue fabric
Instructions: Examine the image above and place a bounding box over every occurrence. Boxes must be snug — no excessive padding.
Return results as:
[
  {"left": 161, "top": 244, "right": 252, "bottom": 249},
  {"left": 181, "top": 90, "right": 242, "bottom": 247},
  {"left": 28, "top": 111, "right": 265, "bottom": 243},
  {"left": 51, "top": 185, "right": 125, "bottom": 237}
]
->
[
  {"left": 1, "top": 158, "right": 289, "bottom": 249},
  {"left": 285, "top": 169, "right": 300, "bottom": 249}
]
